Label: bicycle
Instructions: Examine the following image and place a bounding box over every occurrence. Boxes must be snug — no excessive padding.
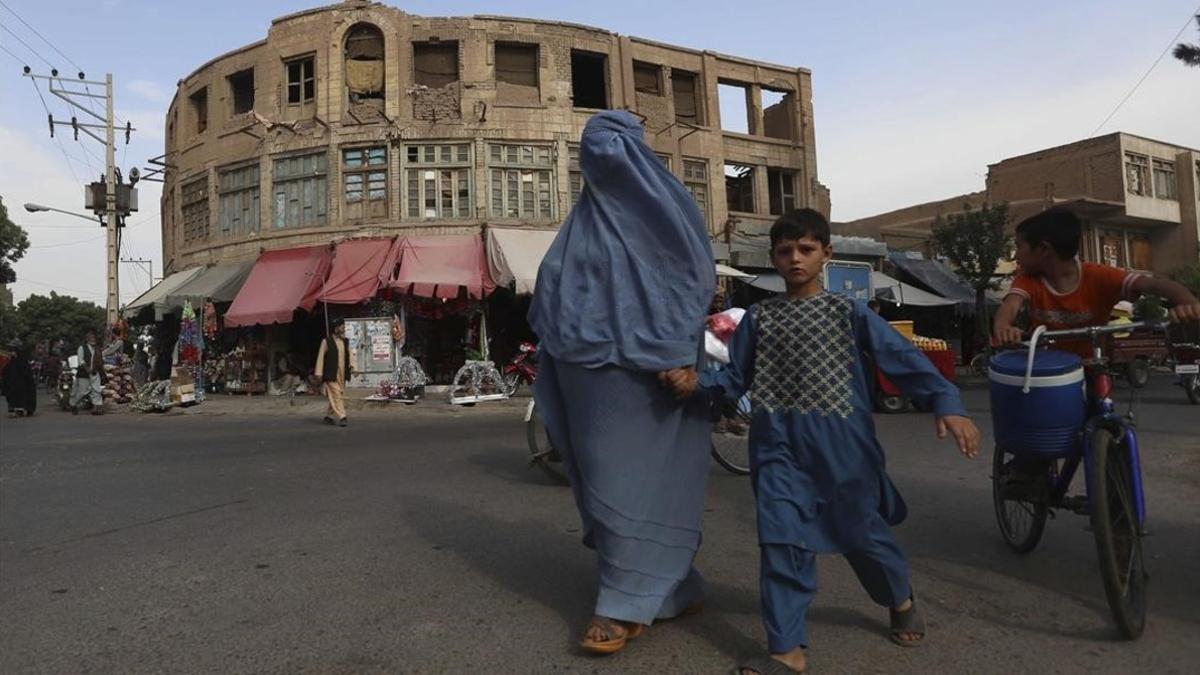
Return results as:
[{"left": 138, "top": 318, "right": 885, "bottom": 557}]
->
[
  {"left": 989, "top": 320, "right": 1168, "bottom": 640},
  {"left": 525, "top": 393, "right": 754, "bottom": 483}
]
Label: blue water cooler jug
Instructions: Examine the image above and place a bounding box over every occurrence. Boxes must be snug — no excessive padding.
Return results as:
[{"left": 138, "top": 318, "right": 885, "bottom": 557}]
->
[{"left": 988, "top": 350, "right": 1086, "bottom": 457}]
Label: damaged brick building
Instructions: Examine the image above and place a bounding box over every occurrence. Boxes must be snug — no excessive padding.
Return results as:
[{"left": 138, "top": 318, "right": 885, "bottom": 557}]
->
[{"left": 160, "top": 0, "right": 827, "bottom": 274}]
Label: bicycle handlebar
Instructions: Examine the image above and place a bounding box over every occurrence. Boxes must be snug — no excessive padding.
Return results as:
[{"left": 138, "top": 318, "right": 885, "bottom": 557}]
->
[{"left": 1015, "top": 320, "right": 1170, "bottom": 394}]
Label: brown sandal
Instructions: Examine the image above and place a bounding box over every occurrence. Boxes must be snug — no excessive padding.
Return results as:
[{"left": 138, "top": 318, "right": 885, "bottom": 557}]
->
[{"left": 579, "top": 617, "right": 645, "bottom": 655}]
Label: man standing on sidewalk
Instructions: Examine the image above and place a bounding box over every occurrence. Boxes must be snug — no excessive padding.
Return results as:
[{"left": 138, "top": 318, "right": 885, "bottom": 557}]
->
[
  {"left": 71, "top": 330, "right": 104, "bottom": 415},
  {"left": 315, "top": 318, "right": 353, "bottom": 427}
]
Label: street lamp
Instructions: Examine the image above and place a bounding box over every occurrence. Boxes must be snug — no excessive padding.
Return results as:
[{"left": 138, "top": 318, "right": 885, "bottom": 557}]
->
[{"left": 23, "top": 202, "right": 102, "bottom": 224}]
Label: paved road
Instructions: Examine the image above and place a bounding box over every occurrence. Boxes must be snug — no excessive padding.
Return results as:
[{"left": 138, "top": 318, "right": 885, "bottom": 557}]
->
[{"left": 1, "top": 381, "right": 1197, "bottom": 674}]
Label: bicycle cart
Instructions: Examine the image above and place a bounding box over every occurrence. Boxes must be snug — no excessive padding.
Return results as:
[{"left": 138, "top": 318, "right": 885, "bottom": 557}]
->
[{"left": 989, "top": 321, "right": 1167, "bottom": 640}]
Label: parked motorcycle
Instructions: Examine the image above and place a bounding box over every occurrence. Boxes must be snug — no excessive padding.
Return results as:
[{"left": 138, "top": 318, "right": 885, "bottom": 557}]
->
[
  {"left": 1172, "top": 342, "right": 1200, "bottom": 405},
  {"left": 502, "top": 342, "right": 539, "bottom": 396}
]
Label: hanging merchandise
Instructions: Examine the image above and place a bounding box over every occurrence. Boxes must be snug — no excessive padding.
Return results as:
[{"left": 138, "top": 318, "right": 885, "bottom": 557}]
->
[
  {"left": 392, "top": 311, "right": 406, "bottom": 352},
  {"left": 203, "top": 300, "right": 219, "bottom": 340},
  {"left": 177, "top": 300, "right": 206, "bottom": 402}
]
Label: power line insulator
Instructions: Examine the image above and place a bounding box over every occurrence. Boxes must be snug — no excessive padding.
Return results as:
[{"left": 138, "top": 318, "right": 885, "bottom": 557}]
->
[
  {"left": 78, "top": 71, "right": 85, "bottom": 80},
  {"left": 48, "top": 114, "right": 54, "bottom": 137},
  {"left": 50, "top": 68, "right": 58, "bottom": 77}
]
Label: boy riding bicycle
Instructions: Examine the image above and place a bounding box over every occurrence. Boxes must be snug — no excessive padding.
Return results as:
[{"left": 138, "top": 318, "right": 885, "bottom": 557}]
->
[{"left": 993, "top": 208, "right": 1200, "bottom": 354}]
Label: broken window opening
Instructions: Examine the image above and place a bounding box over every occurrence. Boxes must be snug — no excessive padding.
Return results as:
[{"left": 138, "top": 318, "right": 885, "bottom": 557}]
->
[
  {"left": 286, "top": 56, "right": 315, "bottom": 106},
  {"left": 633, "top": 61, "right": 661, "bottom": 96},
  {"left": 570, "top": 50, "right": 609, "bottom": 109},
  {"left": 190, "top": 87, "right": 208, "bottom": 134},
  {"left": 762, "top": 88, "right": 794, "bottom": 141},
  {"left": 414, "top": 42, "right": 460, "bottom": 88},
  {"left": 725, "top": 162, "right": 755, "bottom": 213},
  {"left": 495, "top": 42, "right": 539, "bottom": 105},
  {"left": 229, "top": 69, "right": 255, "bottom": 115},
  {"left": 718, "top": 82, "right": 751, "bottom": 134},
  {"left": 768, "top": 169, "right": 796, "bottom": 215},
  {"left": 671, "top": 69, "right": 703, "bottom": 125},
  {"left": 345, "top": 24, "right": 385, "bottom": 110}
]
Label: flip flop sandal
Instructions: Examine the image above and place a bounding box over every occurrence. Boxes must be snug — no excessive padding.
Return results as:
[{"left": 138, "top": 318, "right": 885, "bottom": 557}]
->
[
  {"left": 889, "top": 594, "right": 926, "bottom": 647},
  {"left": 579, "top": 619, "right": 644, "bottom": 655},
  {"left": 732, "top": 655, "right": 805, "bottom": 674}
]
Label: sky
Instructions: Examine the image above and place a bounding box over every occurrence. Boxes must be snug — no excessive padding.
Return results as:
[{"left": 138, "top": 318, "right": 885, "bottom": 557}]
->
[{"left": 2, "top": 0, "right": 1198, "bottom": 306}]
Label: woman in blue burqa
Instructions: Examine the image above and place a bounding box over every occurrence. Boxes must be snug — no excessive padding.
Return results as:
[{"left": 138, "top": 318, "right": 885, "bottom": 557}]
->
[{"left": 530, "top": 110, "right": 716, "bottom": 655}]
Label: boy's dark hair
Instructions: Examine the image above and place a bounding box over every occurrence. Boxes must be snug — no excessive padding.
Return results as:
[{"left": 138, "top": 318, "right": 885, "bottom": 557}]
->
[
  {"left": 1015, "top": 207, "right": 1082, "bottom": 260},
  {"left": 770, "top": 208, "right": 831, "bottom": 249}
]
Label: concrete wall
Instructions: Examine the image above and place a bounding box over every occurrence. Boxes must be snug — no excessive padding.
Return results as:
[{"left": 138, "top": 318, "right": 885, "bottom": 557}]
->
[{"left": 160, "top": 1, "right": 821, "bottom": 272}]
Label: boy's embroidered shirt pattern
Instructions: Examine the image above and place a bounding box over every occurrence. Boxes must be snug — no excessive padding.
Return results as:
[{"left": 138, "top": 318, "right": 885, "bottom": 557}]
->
[{"left": 751, "top": 294, "right": 854, "bottom": 417}]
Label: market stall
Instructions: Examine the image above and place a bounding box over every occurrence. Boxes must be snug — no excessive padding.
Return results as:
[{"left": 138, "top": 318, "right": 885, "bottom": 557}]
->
[
  {"left": 874, "top": 320, "right": 957, "bottom": 413},
  {"left": 222, "top": 245, "right": 334, "bottom": 393},
  {"left": 383, "top": 234, "right": 496, "bottom": 385}
]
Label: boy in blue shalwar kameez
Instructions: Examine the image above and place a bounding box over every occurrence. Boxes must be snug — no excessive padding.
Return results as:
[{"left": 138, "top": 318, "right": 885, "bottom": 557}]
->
[{"left": 663, "top": 209, "right": 981, "bottom": 674}]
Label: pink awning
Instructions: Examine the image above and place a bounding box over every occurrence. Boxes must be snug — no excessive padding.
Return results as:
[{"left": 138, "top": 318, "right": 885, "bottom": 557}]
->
[
  {"left": 318, "top": 237, "right": 402, "bottom": 304},
  {"left": 224, "top": 245, "right": 333, "bottom": 327},
  {"left": 386, "top": 235, "right": 496, "bottom": 300}
]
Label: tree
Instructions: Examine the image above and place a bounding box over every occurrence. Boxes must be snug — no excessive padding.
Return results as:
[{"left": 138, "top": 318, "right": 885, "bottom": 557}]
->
[
  {"left": 1176, "top": 15, "right": 1200, "bottom": 67},
  {"left": 0, "top": 195, "right": 31, "bottom": 284},
  {"left": 9, "top": 292, "right": 105, "bottom": 349},
  {"left": 931, "top": 202, "right": 1013, "bottom": 348}
]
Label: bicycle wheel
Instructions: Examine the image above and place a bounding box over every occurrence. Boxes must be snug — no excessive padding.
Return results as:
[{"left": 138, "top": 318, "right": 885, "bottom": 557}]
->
[
  {"left": 1088, "top": 428, "right": 1147, "bottom": 639},
  {"left": 969, "top": 352, "right": 989, "bottom": 378},
  {"left": 711, "top": 407, "right": 751, "bottom": 476},
  {"left": 991, "top": 445, "right": 1049, "bottom": 553},
  {"left": 526, "top": 404, "right": 568, "bottom": 485}
]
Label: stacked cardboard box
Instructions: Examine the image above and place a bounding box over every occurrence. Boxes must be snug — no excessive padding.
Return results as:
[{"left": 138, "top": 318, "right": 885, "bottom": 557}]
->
[{"left": 170, "top": 367, "right": 197, "bottom": 405}]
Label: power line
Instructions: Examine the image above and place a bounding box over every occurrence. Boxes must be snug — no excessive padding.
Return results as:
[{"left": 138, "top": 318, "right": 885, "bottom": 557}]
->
[
  {"left": 28, "top": 77, "right": 84, "bottom": 185},
  {"left": 0, "top": 41, "right": 24, "bottom": 65},
  {"left": 0, "top": 1, "right": 111, "bottom": 122},
  {"left": 0, "top": 0, "right": 82, "bottom": 70},
  {"left": 17, "top": 277, "right": 106, "bottom": 298},
  {"left": 1090, "top": 3, "right": 1200, "bottom": 137},
  {"left": 0, "top": 20, "right": 53, "bottom": 68},
  {"left": 29, "top": 234, "right": 105, "bottom": 249}
]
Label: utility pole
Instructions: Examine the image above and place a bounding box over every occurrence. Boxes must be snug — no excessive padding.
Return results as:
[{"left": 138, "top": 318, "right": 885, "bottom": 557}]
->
[
  {"left": 119, "top": 257, "right": 156, "bottom": 288},
  {"left": 22, "top": 68, "right": 136, "bottom": 328},
  {"left": 104, "top": 74, "right": 119, "bottom": 328}
]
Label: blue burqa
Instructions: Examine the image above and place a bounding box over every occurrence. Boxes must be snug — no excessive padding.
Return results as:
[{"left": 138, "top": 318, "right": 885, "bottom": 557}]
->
[{"left": 530, "top": 110, "right": 716, "bottom": 625}]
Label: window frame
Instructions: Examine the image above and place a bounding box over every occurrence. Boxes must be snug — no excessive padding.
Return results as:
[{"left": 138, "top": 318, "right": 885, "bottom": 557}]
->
[
  {"left": 683, "top": 158, "right": 710, "bottom": 226},
  {"left": 402, "top": 143, "right": 474, "bottom": 221},
  {"left": 633, "top": 61, "right": 662, "bottom": 96},
  {"left": 1151, "top": 158, "right": 1176, "bottom": 201},
  {"left": 768, "top": 169, "right": 797, "bottom": 215},
  {"left": 180, "top": 175, "right": 210, "bottom": 244},
  {"left": 413, "top": 41, "right": 461, "bottom": 89},
  {"left": 724, "top": 161, "right": 756, "bottom": 214},
  {"left": 285, "top": 55, "right": 316, "bottom": 106},
  {"left": 1124, "top": 152, "right": 1150, "bottom": 197},
  {"left": 217, "top": 162, "right": 261, "bottom": 237},
  {"left": 342, "top": 146, "right": 389, "bottom": 221},
  {"left": 189, "top": 87, "right": 208, "bottom": 134},
  {"left": 271, "top": 151, "right": 329, "bottom": 230},
  {"left": 487, "top": 143, "right": 556, "bottom": 220}
]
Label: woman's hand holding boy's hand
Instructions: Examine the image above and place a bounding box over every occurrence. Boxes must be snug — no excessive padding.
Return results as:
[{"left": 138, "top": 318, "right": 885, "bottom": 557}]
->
[
  {"left": 658, "top": 367, "right": 698, "bottom": 399},
  {"left": 937, "top": 415, "right": 980, "bottom": 458}
]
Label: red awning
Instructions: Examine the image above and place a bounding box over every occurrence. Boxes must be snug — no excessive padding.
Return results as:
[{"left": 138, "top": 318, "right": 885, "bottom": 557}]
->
[
  {"left": 318, "top": 237, "right": 402, "bottom": 304},
  {"left": 224, "top": 245, "right": 333, "bottom": 327},
  {"left": 386, "top": 235, "right": 496, "bottom": 300}
]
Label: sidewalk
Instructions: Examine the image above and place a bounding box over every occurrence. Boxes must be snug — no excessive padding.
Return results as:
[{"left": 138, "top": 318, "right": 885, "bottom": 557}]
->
[{"left": 130, "top": 387, "right": 533, "bottom": 418}]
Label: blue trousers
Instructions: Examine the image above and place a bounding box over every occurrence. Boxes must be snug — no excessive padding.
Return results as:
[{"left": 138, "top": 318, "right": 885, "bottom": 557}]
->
[{"left": 760, "top": 516, "right": 911, "bottom": 653}]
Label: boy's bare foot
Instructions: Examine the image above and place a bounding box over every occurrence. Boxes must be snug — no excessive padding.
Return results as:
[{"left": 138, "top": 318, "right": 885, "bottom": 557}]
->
[{"left": 738, "top": 649, "right": 806, "bottom": 674}]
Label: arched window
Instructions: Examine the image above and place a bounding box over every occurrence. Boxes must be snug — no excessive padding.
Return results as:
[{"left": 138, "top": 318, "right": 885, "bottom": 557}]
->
[{"left": 344, "top": 23, "right": 385, "bottom": 117}]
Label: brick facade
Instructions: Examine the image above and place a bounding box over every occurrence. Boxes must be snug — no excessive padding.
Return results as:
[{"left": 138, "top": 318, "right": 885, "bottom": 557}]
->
[{"left": 160, "top": 0, "right": 824, "bottom": 274}]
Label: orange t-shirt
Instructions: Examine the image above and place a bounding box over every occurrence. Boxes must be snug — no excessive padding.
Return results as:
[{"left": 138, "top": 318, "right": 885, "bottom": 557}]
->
[{"left": 1007, "top": 261, "right": 1143, "bottom": 358}]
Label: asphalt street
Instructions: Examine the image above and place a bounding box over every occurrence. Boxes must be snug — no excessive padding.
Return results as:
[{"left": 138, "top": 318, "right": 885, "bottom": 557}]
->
[{"left": 1, "top": 380, "right": 1197, "bottom": 674}]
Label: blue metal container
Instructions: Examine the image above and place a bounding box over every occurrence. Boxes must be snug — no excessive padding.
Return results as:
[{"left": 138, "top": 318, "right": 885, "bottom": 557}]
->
[{"left": 989, "top": 351, "right": 1086, "bottom": 457}]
